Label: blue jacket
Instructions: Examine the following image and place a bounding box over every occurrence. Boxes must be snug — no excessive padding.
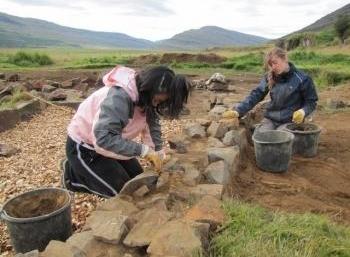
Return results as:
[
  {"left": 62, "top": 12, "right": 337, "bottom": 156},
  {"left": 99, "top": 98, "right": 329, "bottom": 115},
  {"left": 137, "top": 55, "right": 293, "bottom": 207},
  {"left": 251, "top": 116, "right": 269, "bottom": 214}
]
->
[{"left": 236, "top": 63, "right": 318, "bottom": 124}]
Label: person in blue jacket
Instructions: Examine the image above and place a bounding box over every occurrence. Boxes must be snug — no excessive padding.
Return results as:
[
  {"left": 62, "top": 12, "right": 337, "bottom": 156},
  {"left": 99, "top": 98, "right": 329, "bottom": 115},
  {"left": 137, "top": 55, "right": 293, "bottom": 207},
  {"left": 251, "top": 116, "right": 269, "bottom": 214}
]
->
[{"left": 222, "top": 47, "right": 318, "bottom": 133}]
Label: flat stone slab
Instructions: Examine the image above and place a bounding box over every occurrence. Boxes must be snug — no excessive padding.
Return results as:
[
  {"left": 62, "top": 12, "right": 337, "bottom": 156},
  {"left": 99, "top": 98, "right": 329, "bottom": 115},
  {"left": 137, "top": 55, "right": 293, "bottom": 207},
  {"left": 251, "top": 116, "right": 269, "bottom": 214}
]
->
[
  {"left": 123, "top": 207, "right": 173, "bottom": 247},
  {"left": 119, "top": 171, "right": 158, "bottom": 195},
  {"left": 184, "top": 195, "right": 225, "bottom": 229}
]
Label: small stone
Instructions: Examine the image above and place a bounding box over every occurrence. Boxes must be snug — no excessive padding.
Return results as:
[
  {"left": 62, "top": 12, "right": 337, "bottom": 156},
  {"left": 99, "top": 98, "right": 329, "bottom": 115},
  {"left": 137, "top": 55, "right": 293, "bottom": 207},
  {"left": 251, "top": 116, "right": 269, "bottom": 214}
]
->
[{"left": 0, "top": 143, "right": 19, "bottom": 157}]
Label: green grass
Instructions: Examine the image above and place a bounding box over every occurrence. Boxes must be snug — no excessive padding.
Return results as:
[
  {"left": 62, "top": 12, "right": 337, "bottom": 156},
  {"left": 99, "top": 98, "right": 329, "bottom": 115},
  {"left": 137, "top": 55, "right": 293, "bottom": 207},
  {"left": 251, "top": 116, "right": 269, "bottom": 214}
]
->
[
  {"left": 0, "top": 88, "right": 32, "bottom": 110},
  {"left": 209, "top": 201, "right": 350, "bottom": 257},
  {"left": 7, "top": 51, "right": 53, "bottom": 67},
  {"left": 1, "top": 46, "right": 350, "bottom": 88}
]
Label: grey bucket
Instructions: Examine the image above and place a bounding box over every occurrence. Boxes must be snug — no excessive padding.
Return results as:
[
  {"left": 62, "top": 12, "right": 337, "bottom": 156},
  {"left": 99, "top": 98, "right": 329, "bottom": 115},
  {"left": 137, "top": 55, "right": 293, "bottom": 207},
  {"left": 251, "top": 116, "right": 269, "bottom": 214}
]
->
[
  {"left": 0, "top": 188, "right": 72, "bottom": 253},
  {"left": 252, "top": 130, "right": 294, "bottom": 173},
  {"left": 284, "top": 123, "right": 321, "bottom": 158}
]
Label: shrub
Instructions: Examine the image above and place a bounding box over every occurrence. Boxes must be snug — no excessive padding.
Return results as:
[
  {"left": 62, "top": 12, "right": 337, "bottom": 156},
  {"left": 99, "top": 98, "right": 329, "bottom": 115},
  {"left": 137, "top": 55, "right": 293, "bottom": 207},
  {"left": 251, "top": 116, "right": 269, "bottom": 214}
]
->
[{"left": 8, "top": 51, "right": 53, "bottom": 67}]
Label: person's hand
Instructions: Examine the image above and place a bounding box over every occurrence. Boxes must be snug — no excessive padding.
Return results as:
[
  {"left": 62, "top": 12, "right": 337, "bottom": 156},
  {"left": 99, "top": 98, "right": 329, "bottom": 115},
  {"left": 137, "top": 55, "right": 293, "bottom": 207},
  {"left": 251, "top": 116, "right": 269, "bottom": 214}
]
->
[
  {"left": 145, "top": 150, "right": 162, "bottom": 173},
  {"left": 222, "top": 110, "right": 239, "bottom": 119},
  {"left": 292, "top": 109, "right": 305, "bottom": 124}
]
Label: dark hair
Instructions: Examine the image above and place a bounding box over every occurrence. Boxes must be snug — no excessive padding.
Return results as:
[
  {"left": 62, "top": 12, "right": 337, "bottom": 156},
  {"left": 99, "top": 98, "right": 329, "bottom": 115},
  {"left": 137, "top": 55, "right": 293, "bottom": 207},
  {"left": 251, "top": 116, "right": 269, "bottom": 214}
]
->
[{"left": 135, "top": 66, "right": 190, "bottom": 119}]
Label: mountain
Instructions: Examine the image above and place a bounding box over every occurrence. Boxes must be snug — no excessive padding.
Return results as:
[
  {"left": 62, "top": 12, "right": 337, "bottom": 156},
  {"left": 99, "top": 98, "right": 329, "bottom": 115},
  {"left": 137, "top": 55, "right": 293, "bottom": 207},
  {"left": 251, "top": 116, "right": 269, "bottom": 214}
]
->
[
  {"left": 155, "top": 26, "right": 269, "bottom": 49},
  {"left": 0, "top": 12, "right": 153, "bottom": 49},
  {"left": 0, "top": 12, "right": 269, "bottom": 49},
  {"left": 296, "top": 3, "right": 350, "bottom": 33}
]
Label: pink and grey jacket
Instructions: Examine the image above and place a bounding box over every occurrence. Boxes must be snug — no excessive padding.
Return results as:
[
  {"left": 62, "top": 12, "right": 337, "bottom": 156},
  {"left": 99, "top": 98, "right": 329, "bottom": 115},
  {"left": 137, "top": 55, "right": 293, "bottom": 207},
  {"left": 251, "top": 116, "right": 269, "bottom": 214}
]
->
[{"left": 67, "top": 65, "right": 162, "bottom": 160}]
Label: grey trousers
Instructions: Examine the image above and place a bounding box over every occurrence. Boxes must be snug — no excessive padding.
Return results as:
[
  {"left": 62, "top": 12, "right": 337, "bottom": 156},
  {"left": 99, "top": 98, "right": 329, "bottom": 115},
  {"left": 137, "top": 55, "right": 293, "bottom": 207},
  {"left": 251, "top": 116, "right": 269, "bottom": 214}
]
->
[{"left": 254, "top": 118, "right": 288, "bottom": 134}]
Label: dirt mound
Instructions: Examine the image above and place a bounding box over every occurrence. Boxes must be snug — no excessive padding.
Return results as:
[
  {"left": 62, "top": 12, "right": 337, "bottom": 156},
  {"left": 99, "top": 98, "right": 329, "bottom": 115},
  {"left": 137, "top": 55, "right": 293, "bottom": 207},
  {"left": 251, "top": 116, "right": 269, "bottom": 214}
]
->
[
  {"left": 128, "top": 54, "right": 159, "bottom": 66},
  {"left": 230, "top": 110, "right": 350, "bottom": 224},
  {"left": 129, "top": 53, "right": 227, "bottom": 66},
  {"left": 160, "top": 53, "right": 226, "bottom": 64}
]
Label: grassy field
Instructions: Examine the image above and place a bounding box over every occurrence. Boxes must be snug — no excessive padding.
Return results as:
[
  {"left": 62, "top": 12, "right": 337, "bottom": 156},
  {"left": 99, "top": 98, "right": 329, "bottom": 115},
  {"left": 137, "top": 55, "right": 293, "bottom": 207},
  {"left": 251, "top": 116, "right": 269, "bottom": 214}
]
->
[
  {"left": 1, "top": 45, "right": 350, "bottom": 88},
  {"left": 208, "top": 201, "right": 350, "bottom": 257}
]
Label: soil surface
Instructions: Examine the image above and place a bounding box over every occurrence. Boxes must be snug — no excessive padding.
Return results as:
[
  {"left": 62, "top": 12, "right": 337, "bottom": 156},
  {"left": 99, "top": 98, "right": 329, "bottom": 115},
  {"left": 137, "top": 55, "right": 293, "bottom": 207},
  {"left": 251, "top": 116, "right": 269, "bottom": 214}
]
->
[{"left": 1, "top": 70, "right": 350, "bottom": 255}]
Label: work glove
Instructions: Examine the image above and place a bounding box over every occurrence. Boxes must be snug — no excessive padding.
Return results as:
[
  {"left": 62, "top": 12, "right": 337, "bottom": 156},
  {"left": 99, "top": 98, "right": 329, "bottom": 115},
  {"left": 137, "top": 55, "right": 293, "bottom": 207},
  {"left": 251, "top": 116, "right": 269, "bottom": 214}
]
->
[
  {"left": 222, "top": 110, "right": 239, "bottom": 119},
  {"left": 292, "top": 109, "right": 305, "bottom": 124},
  {"left": 141, "top": 145, "right": 162, "bottom": 173}
]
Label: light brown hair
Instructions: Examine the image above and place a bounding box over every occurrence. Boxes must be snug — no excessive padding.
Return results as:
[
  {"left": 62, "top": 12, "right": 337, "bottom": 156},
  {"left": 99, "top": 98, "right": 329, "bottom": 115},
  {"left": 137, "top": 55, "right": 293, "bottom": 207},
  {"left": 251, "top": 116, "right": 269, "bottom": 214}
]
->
[{"left": 264, "top": 47, "right": 288, "bottom": 89}]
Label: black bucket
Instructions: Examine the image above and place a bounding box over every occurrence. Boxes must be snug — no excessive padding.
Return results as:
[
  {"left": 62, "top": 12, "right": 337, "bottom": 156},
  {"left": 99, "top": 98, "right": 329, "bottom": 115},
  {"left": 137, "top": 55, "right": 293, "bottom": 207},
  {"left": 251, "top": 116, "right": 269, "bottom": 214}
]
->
[
  {"left": 0, "top": 188, "right": 72, "bottom": 253},
  {"left": 252, "top": 130, "right": 294, "bottom": 173},
  {"left": 284, "top": 123, "right": 321, "bottom": 158}
]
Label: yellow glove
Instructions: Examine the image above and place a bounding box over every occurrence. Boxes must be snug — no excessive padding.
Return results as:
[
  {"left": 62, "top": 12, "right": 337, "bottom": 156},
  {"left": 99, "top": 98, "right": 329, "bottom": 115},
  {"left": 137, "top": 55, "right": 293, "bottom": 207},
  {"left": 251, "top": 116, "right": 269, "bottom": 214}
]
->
[
  {"left": 222, "top": 110, "right": 239, "bottom": 119},
  {"left": 145, "top": 151, "right": 163, "bottom": 173},
  {"left": 292, "top": 109, "right": 305, "bottom": 124}
]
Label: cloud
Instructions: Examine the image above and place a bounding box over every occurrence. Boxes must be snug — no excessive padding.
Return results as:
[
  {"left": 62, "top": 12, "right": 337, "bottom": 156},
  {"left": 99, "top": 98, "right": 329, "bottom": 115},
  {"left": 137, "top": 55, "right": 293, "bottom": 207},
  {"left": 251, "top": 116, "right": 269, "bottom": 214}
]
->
[
  {"left": 91, "top": 0, "right": 174, "bottom": 16},
  {"left": 8, "top": 0, "right": 83, "bottom": 9}
]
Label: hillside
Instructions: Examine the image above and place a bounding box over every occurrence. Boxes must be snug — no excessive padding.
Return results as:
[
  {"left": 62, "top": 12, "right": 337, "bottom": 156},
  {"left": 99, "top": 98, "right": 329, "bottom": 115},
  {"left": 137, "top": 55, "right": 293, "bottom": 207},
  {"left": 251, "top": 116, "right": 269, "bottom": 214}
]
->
[
  {"left": 297, "top": 3, "right": 350, "bottom": 33},
  {"left": 0, "top": 13, "right": 269, "bottom": 49},
  {"left": 0, "top": 12, "right": 154, "bottom": 49},
  {"left": 156, "top": 26, "right": 269, "bottom": 49}
]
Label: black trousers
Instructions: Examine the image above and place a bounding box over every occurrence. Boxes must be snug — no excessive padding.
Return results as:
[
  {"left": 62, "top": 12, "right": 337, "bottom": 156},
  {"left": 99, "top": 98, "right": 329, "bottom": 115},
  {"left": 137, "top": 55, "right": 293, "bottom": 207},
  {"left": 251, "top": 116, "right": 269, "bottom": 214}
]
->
[{"left": 65, "top": 136, "right": 143, "bottom": 198}]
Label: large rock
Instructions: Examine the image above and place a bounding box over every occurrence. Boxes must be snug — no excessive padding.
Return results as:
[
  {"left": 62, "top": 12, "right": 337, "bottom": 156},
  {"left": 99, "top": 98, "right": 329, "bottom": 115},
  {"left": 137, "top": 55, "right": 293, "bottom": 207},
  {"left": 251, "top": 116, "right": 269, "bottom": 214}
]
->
[
  {"left": 184, "top": 195, "right": 225, "bottom": 229},
  {"left": 0, "top": 73, "right": 5, "bottom": 80},
  {"left": 41, "top": 240, "right": 82, "bottom": 257},
  {"left": 119, "top": 172, "right": 158, "bottom": 195},
  {"left": 204, "top": 160, "right": 230, "bottom": 185},
  {"left": 207, "top": 121, "right": 229, "bottom": 139},
  {"left": 97, "top": 197, "right": 139, "bottom": 215},
  {"left": 135, "top": 193, "right": 170, "bottom": 209},
  {"left": 167, "top": 134, "right": 188, "bottom": 154},
  {"left": 147, "top": 220, "right": 210, "bottom": 257},
  {"left": 123, "top": 207, "right": 173, "bottom": 247},
  {"left": 190, "top": 184, "right": 224, "bottom": 200},
  {"left": 208, "top": 106, "right": 227, "bottom": 120},
  {"left": 7, "top": 74, "right": 19, "bottom": 82},
  {"left": 206, "top": 73, "right": 226, "bottom": 85},
  {"left": 181, "top": 163, "right": 201, "bottom": 186},
  {"left": 48, "top": 89, "right": 67, "bottom": 101},
  {"left": 67, "top": 230, "right": 139, "bottom": 257},
  {"left": 86, "top": 210, "right": 129, "bottom": 244},
  {"left": 184, "top": 123, "right": 206, "bottom": 138},
  {"left": 222, "top": 130, "right": 240, "bottom": 146},
  {"left": 41, "top": 84, "right": 57, "bottom": 93},
  {"left": 207, "top": 137, "right": 225, "bottom": 148},
  {"left": 208, "top": 82, "right": 228, "bottom": 91},
  {"left": 208, "top": 146, "right": 239, "bottom": 167},
  {"left": 15, "top": 250, "right": 39, "bottom": 257}
]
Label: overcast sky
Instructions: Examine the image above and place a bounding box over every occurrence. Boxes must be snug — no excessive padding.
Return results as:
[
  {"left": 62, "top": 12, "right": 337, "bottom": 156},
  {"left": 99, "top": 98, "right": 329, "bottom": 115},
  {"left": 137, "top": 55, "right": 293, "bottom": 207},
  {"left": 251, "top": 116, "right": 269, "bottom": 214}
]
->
[{"left": 0, "top": 0, "right": 348, "bottom": 41}]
